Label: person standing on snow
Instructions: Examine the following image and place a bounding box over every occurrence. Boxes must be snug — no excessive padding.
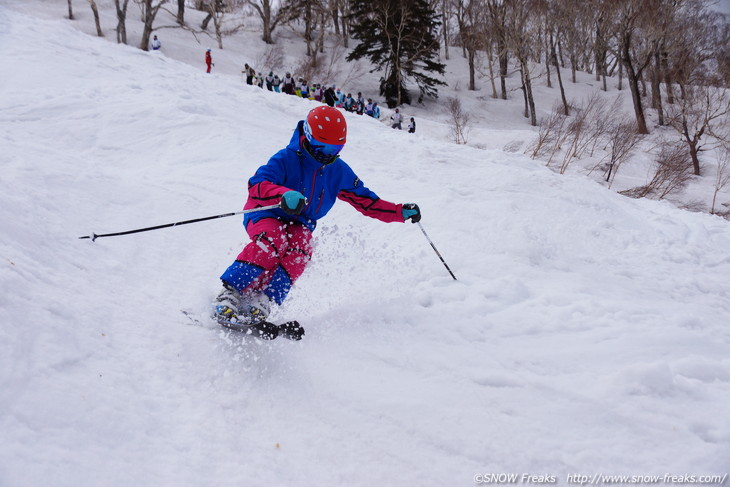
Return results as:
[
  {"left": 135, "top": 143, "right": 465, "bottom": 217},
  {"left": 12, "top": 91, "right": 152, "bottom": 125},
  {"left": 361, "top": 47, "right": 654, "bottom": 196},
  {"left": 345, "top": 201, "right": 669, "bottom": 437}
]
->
[
  {"left": 391, "top": 108, "right": 403, "bottom": 129},
  {"left": 151, "top": 35, "right": 161, "bottom": 51},
  {"left": 282, "top": 73, "right": 295, "bottom": 95},
  {"left": 243, "top": 63, "right": 255, "bottom": 85},
  {"left": 408, "top": 117, "right": 416, "bottom": 133},
  {"left": 205, "top": 49, "right": 213, "bottom": 73},
  {"left": 324, "top": 85, "right": 337, "bottom": 107},
  {"left": 214, "top": 106, "right": 421, "bottom": 329}
]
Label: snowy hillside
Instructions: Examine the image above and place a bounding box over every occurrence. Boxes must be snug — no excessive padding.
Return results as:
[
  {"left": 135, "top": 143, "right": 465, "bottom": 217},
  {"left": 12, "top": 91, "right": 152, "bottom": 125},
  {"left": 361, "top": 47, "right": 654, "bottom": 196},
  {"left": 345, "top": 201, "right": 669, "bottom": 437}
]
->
[{"left": 1, "top": 5, "right": 730, "bottom": 487}]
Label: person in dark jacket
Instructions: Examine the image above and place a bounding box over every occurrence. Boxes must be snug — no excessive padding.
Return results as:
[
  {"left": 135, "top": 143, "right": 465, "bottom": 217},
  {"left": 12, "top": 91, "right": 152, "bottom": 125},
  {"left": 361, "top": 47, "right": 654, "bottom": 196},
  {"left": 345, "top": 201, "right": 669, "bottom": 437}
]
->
[
  {"left": 323, "top": 85, "right": 337, "bottom": 107},
  {"left": 408, "top": 117, "right": 416, "bottom": 133},
  {"left": 215, "top": 106, "right": 421, "bottom": 330}
]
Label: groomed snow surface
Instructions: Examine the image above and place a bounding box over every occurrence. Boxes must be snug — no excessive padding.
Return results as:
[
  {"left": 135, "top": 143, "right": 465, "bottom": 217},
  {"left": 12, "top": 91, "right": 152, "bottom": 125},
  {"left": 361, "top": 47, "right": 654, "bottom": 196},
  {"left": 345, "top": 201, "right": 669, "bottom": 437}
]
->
[{"left": 1, "top": 6, "right": 730, "bottom": 487}]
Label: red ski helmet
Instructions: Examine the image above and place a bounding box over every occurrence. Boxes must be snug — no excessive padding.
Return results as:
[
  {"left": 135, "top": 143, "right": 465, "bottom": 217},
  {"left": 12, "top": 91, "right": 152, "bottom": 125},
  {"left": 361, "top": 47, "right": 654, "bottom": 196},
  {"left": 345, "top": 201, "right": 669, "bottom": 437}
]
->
[{"left": 303, "top": 106, "right": 347, "bottom": 159}]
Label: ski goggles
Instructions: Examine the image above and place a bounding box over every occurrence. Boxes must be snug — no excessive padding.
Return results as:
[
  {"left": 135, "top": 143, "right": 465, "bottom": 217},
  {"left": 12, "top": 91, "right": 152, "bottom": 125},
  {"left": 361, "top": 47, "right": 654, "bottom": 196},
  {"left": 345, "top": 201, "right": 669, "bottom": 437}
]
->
[{"left": 308, "top": 140, "right": 344, "bottom": 156}]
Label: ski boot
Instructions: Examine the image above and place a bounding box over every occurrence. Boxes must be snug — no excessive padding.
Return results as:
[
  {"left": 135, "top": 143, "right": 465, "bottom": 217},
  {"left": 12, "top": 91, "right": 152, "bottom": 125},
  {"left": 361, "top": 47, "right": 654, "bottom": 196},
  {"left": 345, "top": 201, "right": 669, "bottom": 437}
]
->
[{"left": 214, "top": 285, "right": 278, "bottom": 339}]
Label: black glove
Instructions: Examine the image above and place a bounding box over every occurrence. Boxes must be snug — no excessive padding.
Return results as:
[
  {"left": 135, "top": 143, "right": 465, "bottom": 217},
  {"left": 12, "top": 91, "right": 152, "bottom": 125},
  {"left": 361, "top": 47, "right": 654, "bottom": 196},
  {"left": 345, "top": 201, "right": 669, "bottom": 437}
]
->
[
  {"left": 401, "top": 203, "right": 421, "bottom": 223},
  {"left": 281, "top": 191, "right": 306, "bottom": 215}
]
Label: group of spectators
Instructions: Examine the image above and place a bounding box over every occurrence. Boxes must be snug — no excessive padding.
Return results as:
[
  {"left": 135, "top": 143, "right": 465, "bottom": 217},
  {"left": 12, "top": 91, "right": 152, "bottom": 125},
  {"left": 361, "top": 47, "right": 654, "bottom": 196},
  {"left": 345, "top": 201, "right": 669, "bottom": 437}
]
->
[{"left": 240, "top": 62, "right": 416, "bottom": 132}]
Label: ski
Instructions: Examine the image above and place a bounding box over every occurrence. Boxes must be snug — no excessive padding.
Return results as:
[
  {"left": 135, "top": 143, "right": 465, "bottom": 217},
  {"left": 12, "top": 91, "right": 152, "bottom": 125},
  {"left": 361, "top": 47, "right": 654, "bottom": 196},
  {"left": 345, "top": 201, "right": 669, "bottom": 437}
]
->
[
  {"left": 181, "top": 309, "right": 304, "bottom": 341},
  {"left": 219, "top": 319, "right": 305, "bottom": 341}
]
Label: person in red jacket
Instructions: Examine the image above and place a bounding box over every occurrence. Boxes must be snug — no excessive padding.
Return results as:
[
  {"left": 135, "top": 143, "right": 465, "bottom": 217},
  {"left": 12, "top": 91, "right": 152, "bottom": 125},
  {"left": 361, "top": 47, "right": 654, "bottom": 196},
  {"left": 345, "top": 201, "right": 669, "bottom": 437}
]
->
[
  {"left": 215, "top": 106, "right": 421, "bottom": 331},
  {"left": 205, "top": 49, "right": 213, "bottom": 73}
]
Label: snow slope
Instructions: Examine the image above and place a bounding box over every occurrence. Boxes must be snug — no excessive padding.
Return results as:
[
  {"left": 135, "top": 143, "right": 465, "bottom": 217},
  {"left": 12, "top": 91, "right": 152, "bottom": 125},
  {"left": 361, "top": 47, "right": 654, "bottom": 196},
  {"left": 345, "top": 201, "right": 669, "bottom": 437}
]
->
[{"left": 1, "top": 6, "right": 730, "bottom": 486}]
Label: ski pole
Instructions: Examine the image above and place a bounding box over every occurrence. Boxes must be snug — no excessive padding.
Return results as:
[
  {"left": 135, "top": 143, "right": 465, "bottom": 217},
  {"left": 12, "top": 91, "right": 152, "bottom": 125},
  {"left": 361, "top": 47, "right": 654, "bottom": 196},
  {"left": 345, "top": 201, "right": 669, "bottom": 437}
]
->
[
  {"left": 79, "top": 203, "right": 281, "bottom": 242},
  {"left": 416, "top": 221, "right": 457, "bottom": 280}
]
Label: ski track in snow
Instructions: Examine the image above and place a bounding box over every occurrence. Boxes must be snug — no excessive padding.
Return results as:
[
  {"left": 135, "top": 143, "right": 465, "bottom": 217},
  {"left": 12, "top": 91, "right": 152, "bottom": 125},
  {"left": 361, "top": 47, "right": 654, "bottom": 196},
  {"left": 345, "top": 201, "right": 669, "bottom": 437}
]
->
[{"left": 1, "top": 5, "right": 730, "bottom": 486}]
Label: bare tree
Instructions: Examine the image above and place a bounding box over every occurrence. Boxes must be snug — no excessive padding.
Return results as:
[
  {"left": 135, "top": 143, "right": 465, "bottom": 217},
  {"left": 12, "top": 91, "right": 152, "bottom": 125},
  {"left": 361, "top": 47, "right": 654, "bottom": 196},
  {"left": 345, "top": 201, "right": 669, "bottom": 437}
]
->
[
  {"left": 529, "top": 101, "right": 567, "bottom": 159},
  {"left": 615, "top": 0, "right": 657, "bottom": 135},
  {"left": 67, "top": 0, "right": 75, "bottom": 20},
  {"left": 486, "top": 0, "right": 509, "bottom": 100},
  {"left": 603, "top": 121, "right": 641, "bottom": 187},
  {"left": 665, "top": 84, "right": 730, "bottom": 176},
  {"left": 454, "top": 0, "right": 483, "bottom": 91},
  {"left": 447, "top": 97, "right": 470, "bottom": 144},
  {"left": 199, "top": 0, "right": 246, "bottom": 49},
  {"left": 711, "top": 147, "right": 730, "bottom": 216},
  {"left": 622, "top": 142, "right": 692, "bottom": 199},
  {"left": 503, "top": 0, "right": 539, "bottom": 126},
  {"left": 88, "top": 0, "right": 103, "bottom": 36},
  {"left": 546, "top": 3, "right": 568, "bottom": 115},
  {"left": 113, "top": 0, "right": 130, "bottom": 44},
  {"left": 135, "top": 0, "right": 168, "bottom": 51},
  {"left": 247, "top": 0, "right": 294, "bottom": 44}
]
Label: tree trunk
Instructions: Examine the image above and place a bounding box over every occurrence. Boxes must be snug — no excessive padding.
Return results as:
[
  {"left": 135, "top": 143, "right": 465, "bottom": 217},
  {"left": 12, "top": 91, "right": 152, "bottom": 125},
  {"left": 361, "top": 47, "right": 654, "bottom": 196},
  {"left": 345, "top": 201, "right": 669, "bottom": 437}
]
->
[
  {"left": 520, "top": 68, "right": 529, "bottom": 118},
  {"left": 177, "top": 0, "right": 185, "bottom": 25},
  {"left": 617, "top": 56, "right": 623, "bottom": 90},
  {"left": 331, "top": 9, "right": 340, "bottom": 36},
  {"left": 487, "top": 42, "right": 498, "bottom": 98},
  {"left": 622, "top": 35, "right": 649, "bottom": 134},
  {"left": 498, "top": 38, "right": 508, "bottom": 100},
  {"left": 468, "top": 48, "right": 475, "bottom": 91},
  {"left": 570, "top": 54, "right": 577, "bottom": 83},
  {"left": 544, "top": 26, "right": 551, "bottom": 88},
  {"left": 139, "top": 0, "right": 165, "bottom": 51},
  {"left": 114, "top": 0, "right": 129, "bottom": 44},
  {"left": 680, "top": 119, "right": 702, "bottom": 176},
  {"left": 551, "top": 32, "right": 568, "bottom": 116},
  {"left": 662, "top": 51, "right": 673, "bottom": 104},
  {"left": 261, "top": 0, "right": 273, "bottom": 44},
  {"left": 88, "top": 0, "right": 103, "bottom": 36},
  {"left": 67, "top": 0, "right": 74, "bottom": 20},
  {"left": 523, "top": 61, "right": 537, "bottom": 126},
  {"left": 201, "top": 13, "right": 212, "bottom": 30},
  {"left": 304, "top": 2, "right": 313, "bottom": 57},
  {"left": 652, "top": 50, "right": 664, "bottom": 126}
]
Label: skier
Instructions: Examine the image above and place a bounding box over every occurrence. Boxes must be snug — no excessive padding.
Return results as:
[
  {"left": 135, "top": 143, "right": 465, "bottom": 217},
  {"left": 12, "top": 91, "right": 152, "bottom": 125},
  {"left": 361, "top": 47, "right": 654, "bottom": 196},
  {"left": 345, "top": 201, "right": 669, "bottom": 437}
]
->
[
  {"left": 344, "top": 93, "right": 355, "bottom": 112},
  {"left": 335, "top": 88, "right": 345, "bottom": 107},
  {"left": 391, "top": 108, "right": 402, "bottom": 129},
  {"left": 365, "top": 99, "right": 375, "bottom": 117},
  {"left": 282, "top": 73, "right": 295, "bottom": 95},
  {"left": 205, "top": 49, "right": 213, "bottom": 73},
  {"left": 243, "top": 63, "right": 255, "bottom": 85},
  {"left": 408, "top": 117, "right": 416, "bottom": 133},
  {"left": 372, "top": 102, "right": 381, "bottom": 120},
  {"left": 265, "top": 72, "right": 274, "bottom": 91},
  {"left": 324, "top": 85, "right": 337, "bottom": 107},
  {"left": 272, "top": 74, "right": 281, "bottom": 93},
  {"left": 356, "top": 92, "right": 365, "bottom": 115},
  {"left": 214, "top": 106, "right": 421, "bottom": 330},
  {"left": 150, "top": 35, "right": 161, "bottom": 51}
]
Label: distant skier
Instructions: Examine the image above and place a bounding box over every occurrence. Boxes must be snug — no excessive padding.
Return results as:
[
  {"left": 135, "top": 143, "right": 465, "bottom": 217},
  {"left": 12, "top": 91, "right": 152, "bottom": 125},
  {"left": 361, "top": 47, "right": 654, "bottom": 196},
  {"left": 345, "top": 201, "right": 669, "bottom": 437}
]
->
[
  {"left": 324, "top": 85, "right": 337, "bottom": 107},
  {"left": 151, "top": 35, "right": 161, "bottom": 51},
  {"left": 214, "top": 106, "right": 421, "bottom": 332},
  {"left": 243, "top": 63, "right": 255, "bottom": 85},
  {"left": 391, "top": 108, "right": 402, "bottom": 129},
  {"left": 205, "top": 49, "right": 213, "bottom": 73},
  {"left": 408, "top": 117, "right": 416, "bottom": 133},
  {"left": 282, "top": 72, "right": 295, "bottom": 95}
]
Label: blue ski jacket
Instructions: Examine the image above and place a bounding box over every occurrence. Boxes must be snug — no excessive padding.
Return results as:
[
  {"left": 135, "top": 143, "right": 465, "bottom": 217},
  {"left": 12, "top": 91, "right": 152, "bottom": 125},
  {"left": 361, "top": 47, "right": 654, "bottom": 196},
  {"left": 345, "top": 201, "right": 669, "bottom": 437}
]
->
[{"left": 243, "top": 120, "right": 404, "bottom": 231}]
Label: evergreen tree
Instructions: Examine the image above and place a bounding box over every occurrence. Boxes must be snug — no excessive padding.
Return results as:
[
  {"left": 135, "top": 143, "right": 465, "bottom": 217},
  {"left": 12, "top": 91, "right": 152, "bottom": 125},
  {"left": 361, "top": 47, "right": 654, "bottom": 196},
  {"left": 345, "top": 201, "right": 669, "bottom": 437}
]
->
[{"left": 347, "top": 0, "right": 446, "bottom": 107}]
